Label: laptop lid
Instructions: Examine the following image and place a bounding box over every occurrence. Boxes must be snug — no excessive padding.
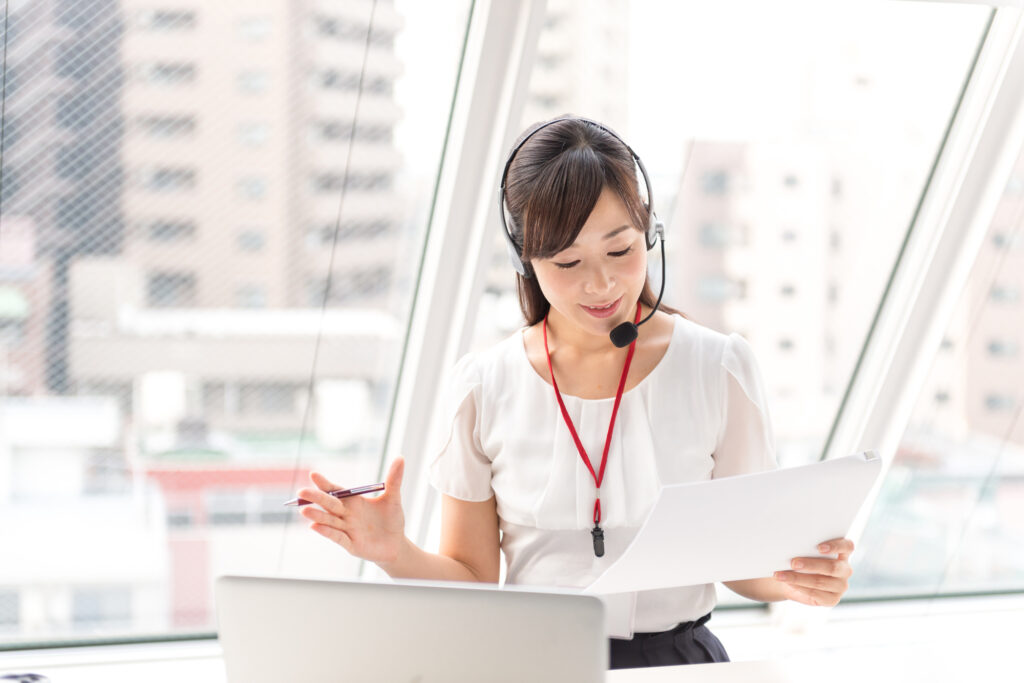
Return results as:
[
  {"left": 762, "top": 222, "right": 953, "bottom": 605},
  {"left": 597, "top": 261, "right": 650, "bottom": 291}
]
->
[{"left": 215, "top": 575, "right": 607, "bottom": 683}]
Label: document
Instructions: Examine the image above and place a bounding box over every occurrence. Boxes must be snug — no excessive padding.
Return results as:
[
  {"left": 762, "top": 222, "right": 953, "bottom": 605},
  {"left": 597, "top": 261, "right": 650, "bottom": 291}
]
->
[{"left": 585, "top": 451, "right": 882, "bottom": 597}]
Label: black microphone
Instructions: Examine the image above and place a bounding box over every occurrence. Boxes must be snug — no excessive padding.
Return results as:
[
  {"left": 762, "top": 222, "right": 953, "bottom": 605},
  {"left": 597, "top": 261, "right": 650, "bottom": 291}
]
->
[{"left": 610, "top": 234, "right": 666, "bottom": 348}]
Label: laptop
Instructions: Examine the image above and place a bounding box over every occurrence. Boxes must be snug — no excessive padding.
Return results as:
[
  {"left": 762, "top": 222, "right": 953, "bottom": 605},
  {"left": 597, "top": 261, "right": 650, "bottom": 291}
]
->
[{"left": 215, "top": 575, "right": 607, "bottom": 683}]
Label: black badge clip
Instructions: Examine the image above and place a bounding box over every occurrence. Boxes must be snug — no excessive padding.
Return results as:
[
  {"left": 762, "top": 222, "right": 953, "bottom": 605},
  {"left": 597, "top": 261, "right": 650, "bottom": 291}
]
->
[{"left": 591, "top": 524, "right": 605, "bottom": 558}]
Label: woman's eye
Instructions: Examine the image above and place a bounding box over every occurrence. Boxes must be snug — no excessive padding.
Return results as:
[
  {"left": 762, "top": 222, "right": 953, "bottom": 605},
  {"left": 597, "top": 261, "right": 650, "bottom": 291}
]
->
[{"left": 553, "top": 246, "right": 633, "bottom": 270}]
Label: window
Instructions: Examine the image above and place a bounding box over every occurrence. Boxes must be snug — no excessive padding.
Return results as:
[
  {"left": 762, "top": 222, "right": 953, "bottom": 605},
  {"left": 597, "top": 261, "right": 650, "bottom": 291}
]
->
[
  {"left": 984, "top": 394, "right": 1016, "bottom": 413},
  {"left": 72, "top": 587, "right": 132, "bottom": 630},
  {"left": 235, "top": 285, "right": 266, "bottom": 308},
  {"left": 239, "top": 383, "right": 302, "bottom": 415},
  {"left": 700, "top": 170, "right": 729, "bottom": 195},
  {"left": 306, "top": 266, "right": 393, "bottom": 305},
  {"left": 206, "top": 490, "right": 249, "bottom": 526},
  {"left": 139, "top": 166, "right": 197, "bottom": 192},
  {"left": 306, "top": 219, "right": 394, "bottom": 247},
  {"left": 238, "top": 122, "right": 270, "bottom": 147},
  {"left": 55, "top": 44, "right": 81, "bottom": 78},
  {"left": 0, "top": 590, "right": 19, "bottom": 632},
  {"left": 238, "top": 70, "right": 270, "bottom": 94},
  {"left": 312, "top": 69, "right": 393, "bottom": 95},
  {"left": 308, "top": 120, "right": 392, "bottom": 144},
  {"left": 828, "top": 283, "right": 839, "bottom": 303},
  {"left": 237, "top": 16, "right": 272, "bottom": 41},
  {"left": 236, "top": 177, "right": 267, "bottom": 200},
  {"left": 990, "top": 284, "right": 1020, "bottom": 303},
  {"left": 992, "top": 231, "right": 1024, "bottom": 250},
  {"left": 987, "top": 339, "right": 1020, "bottom": 358},
  {"left": 311, "top": 173, "right": 391, "bottom": 193},
  {"left": 697, "top": 275, "right": 745, "bottom": 302},
  {"left": 135, "top": 61, "right": 196, "bottom": 85},
  {"left": 312, "top": 15, "right": 395, "bottom": 48},
  {"left": 147, "top": 271, "right": 197, "bottom": 307},
  {"left": 147, "top": 219, "right": 197, "bottom": 242},
  {"left": 1, "top": 0, "right": 471, "bottom": 646},
  {"left": 135, "top": 115, "right": 197, "bottom": 139},
  {"left": 698, "top": 222, "right": 735, "bottom": 247},
  {"left": 135, "top": 9, "right": 197, "bottom": 31},
  {"left": 237, "top": 230, "right": 266, "bottom": 252},
  {"left": 57, "top": 146, "right": 89, "bottom": 180}
]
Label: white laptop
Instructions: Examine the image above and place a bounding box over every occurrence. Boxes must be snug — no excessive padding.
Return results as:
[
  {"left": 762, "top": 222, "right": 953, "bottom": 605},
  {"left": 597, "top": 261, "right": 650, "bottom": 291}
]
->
[{"left": 215, "top": 575, "right": 607, "bottom": 683}]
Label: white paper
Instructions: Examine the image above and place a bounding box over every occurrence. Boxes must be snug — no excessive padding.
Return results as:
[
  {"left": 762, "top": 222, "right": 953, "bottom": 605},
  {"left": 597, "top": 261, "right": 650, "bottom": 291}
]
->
[{"left": 585, "top": 451, "right": 882, "bottom": 595}]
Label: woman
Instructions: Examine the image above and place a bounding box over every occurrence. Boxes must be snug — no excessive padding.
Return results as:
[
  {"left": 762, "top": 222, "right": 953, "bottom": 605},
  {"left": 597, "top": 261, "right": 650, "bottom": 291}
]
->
[{"left": 295, "top": 116, "right": 855, "bottom": 669}]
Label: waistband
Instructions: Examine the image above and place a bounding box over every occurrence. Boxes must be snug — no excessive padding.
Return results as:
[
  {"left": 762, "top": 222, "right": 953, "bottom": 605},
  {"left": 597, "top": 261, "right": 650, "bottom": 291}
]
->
[{"left": 627, "top": 612, "right": 712, "bottom": 641}]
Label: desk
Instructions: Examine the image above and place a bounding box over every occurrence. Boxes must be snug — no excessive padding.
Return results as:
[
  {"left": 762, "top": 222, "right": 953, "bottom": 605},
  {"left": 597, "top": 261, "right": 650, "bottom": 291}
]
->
[{"left": 0, "top": 644, "right": 1004, "bottom": 683}]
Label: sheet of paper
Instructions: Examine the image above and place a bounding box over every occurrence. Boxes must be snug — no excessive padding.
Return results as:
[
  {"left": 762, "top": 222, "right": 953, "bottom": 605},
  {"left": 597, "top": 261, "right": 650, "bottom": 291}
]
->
[{"left": 585, "top": 451, "right": 882, "bottom": 595}]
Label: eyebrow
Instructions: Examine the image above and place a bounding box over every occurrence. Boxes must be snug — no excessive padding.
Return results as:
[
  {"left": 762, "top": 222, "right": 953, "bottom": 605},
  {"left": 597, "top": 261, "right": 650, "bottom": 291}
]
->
[
  {"left": 603, "top": 225, "right": 631, "bottom": 240},
  {"left": 564, "top": 225, "right": 631, "bottom": 251}
]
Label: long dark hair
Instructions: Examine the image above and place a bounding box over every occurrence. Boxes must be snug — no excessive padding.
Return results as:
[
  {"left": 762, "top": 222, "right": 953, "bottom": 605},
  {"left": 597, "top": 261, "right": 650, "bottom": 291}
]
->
[{"left": 503, "top": 116, "right": 687, "bottom": 326}]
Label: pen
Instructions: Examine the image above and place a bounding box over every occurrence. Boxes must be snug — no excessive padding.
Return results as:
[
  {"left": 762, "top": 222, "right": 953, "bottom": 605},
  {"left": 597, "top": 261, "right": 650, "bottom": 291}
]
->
[{"left": 284, "top": 483, "right": 385, "bottom": 507}]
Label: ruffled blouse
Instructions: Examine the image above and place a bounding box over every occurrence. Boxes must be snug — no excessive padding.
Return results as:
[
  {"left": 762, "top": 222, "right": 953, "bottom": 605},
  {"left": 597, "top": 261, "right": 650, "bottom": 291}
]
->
[{"left": 428, "top": 313, "right": 778, "bottom": 633}]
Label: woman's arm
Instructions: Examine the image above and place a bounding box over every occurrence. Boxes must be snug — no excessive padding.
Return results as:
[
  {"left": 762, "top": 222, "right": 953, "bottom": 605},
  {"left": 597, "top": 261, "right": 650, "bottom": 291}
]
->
[
  {"left": 378, "top": 494, "right": 501, "bottom": 583},
  {"left": 722, "top": 577, "right": 788, "bottom": 603},
  {"left": 299, "top": 460, "right": 500, "bottom": 583}
]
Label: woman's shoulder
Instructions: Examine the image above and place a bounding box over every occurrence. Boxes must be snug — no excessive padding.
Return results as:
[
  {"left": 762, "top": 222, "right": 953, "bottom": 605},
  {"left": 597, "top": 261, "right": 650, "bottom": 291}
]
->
[
  {"left": 451, "top": 328, "right": 526, "bottom": 378},
  {"left": 667, "top": 311, "right": 733, "bottom": 360}
]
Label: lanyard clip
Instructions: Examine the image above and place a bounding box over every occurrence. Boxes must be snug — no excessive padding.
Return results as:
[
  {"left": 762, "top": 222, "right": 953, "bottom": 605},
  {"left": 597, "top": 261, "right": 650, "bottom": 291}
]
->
[{"left": 591, "top": 524, "right": 605, "bottom": 558}]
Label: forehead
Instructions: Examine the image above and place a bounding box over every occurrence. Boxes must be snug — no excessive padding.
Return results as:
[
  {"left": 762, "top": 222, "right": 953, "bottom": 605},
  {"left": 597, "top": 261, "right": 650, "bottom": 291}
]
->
[{"left": 567, "top": 188, "right": 635, "bottom": 245}]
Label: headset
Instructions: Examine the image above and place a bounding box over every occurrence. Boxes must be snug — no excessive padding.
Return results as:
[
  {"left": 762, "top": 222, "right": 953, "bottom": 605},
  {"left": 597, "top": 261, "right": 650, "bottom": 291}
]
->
[{"left": 496, "top": 116, "right": 667, "bottom": 348}]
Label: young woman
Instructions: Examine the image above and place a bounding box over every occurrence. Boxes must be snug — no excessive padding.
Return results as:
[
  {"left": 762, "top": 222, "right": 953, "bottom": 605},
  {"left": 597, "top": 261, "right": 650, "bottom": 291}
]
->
[{"left": 295, "top": 116, "right": 855, "bottom": 670}]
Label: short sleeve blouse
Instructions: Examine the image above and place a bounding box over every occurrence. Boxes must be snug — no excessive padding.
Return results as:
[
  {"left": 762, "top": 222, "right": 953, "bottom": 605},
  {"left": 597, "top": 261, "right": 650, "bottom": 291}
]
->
[{"left": 427, "top": 313, "right": 778, "bottom": 633}]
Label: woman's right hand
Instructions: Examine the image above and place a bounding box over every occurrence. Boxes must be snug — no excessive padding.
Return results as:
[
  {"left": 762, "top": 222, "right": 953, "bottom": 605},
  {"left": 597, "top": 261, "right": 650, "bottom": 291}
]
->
[{"left": 297, "top": 457, "right": 407, "bottom": 566}]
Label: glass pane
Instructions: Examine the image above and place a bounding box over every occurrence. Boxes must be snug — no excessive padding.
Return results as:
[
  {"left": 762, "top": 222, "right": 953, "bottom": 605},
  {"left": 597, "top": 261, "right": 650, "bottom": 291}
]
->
[
  {"left": 850, "top": 146, "right": 1024, "bottom": 599},
  {"left": 463, "top": 0, "right": 990, "bottom": 603},
  {"left": 0, "top": 0, "right": 470, "bottom": 644}
]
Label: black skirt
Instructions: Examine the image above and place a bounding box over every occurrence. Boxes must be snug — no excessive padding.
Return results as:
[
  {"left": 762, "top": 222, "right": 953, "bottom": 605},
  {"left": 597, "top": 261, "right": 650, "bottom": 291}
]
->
[{"left": 608, "top": 612, "right": 730, "bottom": 669}]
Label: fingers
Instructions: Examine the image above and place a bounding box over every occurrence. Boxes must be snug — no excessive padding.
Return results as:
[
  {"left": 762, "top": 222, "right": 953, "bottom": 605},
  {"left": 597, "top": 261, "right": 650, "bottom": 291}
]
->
[
  {"left": 817, "top": 537, "right": 855, "bottom": 560},
  {"left": 300, "top": 505, "right": 350, "bottom": 531},
  {"left": 781, "top": 556, "right": 853, "bottom": 579},
  {"left": 778, "top": 583, "right": 842, "bottom": 608},
  {"left": 297, "top": 481, "right": 348, "bottom": 517},
  {"left": 309, "top": 522, "right": 354, "bottom": 551},
  {"left": 774, "top": 569, "right": 848, "bottom": 594},
  {"left": 310, "top": 471, "right": 342, "bottom": 492},
  {"left": 384, "top": 457, "right": 404, "bottom": 497}
]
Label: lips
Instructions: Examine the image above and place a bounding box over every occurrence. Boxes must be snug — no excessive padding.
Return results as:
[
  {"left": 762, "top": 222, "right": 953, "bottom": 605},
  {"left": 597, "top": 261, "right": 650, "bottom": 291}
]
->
[{"left": 580, "top": 296, "right": 622, "bottom": 318}]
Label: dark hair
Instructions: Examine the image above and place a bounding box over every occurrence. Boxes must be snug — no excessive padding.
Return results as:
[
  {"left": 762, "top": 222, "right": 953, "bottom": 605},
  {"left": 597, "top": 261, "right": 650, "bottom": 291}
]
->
[{"left": 503, "top": 116, "right": 687, "bottom": 326}]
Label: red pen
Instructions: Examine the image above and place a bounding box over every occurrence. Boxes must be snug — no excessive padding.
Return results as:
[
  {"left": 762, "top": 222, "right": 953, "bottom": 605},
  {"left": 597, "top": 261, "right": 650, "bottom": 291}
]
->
[{"left": 284, "top": 483, "right": 385, "bottom": 507}]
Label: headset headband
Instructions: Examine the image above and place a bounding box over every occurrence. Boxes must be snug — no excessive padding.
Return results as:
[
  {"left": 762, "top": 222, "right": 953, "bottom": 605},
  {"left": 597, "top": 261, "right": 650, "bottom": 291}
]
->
[{"left": 497, "top": 116, "right": 664, "bottom": 278}]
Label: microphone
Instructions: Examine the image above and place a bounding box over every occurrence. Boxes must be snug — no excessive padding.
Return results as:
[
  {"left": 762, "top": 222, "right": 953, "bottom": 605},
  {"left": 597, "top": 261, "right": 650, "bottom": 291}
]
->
[{"left": 610, "top": 233, "right": 666, "bottom": 348}]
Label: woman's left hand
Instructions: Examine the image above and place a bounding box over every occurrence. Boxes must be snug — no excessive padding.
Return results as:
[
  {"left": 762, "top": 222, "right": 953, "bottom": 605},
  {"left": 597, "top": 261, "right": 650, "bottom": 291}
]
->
[{"left": 773, "top": 538, "right": 855, "bottom": 607}]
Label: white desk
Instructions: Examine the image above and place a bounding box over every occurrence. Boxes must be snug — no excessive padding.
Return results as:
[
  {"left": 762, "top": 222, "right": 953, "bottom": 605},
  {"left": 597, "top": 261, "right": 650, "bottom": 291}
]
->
[{"left": 0, "top": 643, "right": 1005, "bottom": 683}]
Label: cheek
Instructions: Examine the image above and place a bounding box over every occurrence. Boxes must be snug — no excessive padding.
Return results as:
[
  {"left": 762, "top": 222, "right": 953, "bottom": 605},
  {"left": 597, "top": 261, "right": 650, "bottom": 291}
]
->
[{"left": 623, "top": 249, "right": 648, "bottom": 282}]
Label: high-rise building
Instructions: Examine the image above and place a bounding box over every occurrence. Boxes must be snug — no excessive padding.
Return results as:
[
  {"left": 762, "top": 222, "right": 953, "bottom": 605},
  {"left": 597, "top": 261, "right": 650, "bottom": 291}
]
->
[{"left": 3, "top": 0, "right": 124, "bottom": 394}]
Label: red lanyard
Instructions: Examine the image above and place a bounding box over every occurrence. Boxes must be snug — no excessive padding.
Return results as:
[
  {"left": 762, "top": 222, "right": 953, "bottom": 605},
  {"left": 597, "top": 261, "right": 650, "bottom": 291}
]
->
[{"left": 543, "top": 301, "right": 641, "bottom": 557}]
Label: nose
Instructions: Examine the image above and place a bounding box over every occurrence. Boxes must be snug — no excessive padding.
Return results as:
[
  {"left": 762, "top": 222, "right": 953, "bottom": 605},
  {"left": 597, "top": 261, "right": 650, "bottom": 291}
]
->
[{"left": 582, "top": 262, "right": 615, "bottom": 295}]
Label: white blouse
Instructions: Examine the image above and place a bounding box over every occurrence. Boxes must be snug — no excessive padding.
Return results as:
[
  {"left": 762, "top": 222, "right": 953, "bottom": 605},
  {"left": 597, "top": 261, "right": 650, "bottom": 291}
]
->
[{"left": 428, "top": 313, "right": 778, "bottom": 633}]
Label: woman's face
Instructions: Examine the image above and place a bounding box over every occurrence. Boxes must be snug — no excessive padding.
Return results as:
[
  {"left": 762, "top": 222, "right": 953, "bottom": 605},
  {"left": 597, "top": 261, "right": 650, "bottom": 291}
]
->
[{"left": 530, "top": 185, "right": 648, "bottom": 341}]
